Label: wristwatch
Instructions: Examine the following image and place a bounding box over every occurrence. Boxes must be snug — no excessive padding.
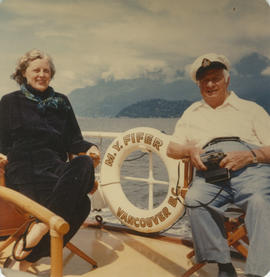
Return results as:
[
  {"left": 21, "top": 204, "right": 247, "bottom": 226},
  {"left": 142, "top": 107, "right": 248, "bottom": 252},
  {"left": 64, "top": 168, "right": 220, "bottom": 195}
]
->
[{"left": 250, "top": 150, "right": 258, "bottom": 164}]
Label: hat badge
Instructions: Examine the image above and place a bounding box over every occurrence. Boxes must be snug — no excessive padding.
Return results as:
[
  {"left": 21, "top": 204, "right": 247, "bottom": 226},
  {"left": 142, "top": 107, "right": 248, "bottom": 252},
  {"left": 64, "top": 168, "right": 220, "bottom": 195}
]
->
[{"left": 201, "top": 58, "right": 211, "bottom": 68}]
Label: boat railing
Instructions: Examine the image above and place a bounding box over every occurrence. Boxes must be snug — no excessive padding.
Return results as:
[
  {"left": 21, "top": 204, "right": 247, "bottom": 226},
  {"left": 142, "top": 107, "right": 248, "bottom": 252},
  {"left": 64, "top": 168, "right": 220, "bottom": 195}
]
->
[
  {"left": 82, "top": 130, "right": 120, "bottom": 179},
  {"left": 82, "top": 131, "right": 122, "bottom": 139},
  {"left": 82, "top": 130, "right": 170, "bottom": 211}
]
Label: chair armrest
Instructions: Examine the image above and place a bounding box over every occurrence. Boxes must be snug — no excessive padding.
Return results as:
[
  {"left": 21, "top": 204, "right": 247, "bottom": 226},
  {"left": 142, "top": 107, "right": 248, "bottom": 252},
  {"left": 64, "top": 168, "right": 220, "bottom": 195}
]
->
[
  {"left": 0, "top": 186, "right": 69, "bottom": 236},
  {"left": 180, "top": 158, "right": 193, "bottom": 198}
]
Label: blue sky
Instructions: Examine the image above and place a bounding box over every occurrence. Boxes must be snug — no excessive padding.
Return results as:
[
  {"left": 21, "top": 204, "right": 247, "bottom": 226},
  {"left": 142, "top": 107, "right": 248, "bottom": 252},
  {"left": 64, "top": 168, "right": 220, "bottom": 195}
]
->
[{"left": 0, "top": 0, "right": 269, "bottom": 96}]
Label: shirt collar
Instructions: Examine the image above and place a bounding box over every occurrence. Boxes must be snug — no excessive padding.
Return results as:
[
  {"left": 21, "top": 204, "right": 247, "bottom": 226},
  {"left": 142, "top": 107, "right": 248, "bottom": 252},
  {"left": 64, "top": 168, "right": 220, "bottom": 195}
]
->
[{"left": 193, "top": 91, "right": 241, "bottom": 111}]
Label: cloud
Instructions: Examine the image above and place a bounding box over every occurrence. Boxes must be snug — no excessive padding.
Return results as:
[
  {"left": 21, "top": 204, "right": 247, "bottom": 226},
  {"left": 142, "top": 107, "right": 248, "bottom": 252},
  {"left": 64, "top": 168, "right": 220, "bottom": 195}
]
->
[{"left": 0, "top": 0, "right": 269, "bottom": 96}]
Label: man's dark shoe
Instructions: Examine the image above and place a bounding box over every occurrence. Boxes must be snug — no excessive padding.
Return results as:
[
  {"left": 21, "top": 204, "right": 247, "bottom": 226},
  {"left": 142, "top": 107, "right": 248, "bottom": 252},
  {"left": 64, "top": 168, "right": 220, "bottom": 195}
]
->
[{"left": 218, "top": 263, "right": 237, "bottom": 277}]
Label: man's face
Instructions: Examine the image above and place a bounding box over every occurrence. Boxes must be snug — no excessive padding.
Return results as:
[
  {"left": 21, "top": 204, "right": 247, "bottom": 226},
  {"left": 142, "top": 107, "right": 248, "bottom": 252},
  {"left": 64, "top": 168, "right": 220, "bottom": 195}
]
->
[{"left": 198, "top": 68, "right": 230, "bottom": 109}]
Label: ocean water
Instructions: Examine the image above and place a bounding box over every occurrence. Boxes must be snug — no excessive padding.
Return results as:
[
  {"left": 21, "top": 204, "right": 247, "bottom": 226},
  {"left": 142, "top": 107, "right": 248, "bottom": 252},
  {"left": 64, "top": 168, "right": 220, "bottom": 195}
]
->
[
  {"left": 77, "top": 117, "right": 191, "bottom": 239},
  {"left": 78, "top": 117, "right": 178, "bottom": 134}
]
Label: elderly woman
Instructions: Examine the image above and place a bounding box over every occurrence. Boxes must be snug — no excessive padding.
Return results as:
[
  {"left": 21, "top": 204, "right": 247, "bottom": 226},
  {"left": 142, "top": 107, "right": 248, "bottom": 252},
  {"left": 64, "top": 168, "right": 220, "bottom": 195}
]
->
[{"left": 0, "top": 49, "right": 100, "bottom": 271}]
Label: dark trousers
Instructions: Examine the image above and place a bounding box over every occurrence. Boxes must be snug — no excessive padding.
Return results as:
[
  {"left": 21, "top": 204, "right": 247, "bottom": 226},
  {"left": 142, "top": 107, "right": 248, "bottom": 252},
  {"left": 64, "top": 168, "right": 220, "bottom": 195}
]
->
[{"left": 9, "top": 155, "right": 95, "bottom": 263}]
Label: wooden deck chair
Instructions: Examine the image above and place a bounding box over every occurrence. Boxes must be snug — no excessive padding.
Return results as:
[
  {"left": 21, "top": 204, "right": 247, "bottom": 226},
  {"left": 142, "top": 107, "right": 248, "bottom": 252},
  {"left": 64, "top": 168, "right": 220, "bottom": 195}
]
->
[
  {"left": 0, "top": 155, "right": 97, "bottom": 277},
  {"left": 180, "top": 159, "right": 248, "bottom": 277}
]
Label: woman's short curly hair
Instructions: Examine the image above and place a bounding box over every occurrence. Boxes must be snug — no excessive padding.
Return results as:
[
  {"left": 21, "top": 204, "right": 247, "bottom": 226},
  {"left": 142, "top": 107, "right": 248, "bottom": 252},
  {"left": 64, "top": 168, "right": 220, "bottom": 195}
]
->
[{"left": 11, "top": 49, "right": 56, "bottom": 85}]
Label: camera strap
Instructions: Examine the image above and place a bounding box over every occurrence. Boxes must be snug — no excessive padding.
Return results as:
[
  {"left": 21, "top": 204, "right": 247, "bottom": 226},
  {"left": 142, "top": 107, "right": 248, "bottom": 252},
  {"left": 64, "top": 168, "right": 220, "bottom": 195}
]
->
[
  {"left": 203, "top": 136, "right": 257, "bottom": 159},
  {"left": 203, "top": 136, "right": 241, "bottom": 149},
  {"left": 178, "top": 137, "right": 257, "bottom": 210}
]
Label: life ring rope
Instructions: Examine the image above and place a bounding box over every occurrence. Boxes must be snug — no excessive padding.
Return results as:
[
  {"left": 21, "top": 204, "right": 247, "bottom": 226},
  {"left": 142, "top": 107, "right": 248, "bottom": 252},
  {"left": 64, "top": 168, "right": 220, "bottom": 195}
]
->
[
  {"left": 121, "top": 175, "right": 169, "bottom": 184},
  {"left": 101, "top": 181, "right": 121, "bottom": 187}
]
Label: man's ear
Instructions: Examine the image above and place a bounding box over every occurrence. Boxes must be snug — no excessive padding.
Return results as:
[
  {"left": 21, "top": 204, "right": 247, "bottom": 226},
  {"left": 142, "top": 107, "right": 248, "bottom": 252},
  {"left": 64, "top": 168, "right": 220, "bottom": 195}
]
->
[{"left": 226, "top": 76, "right": 230, "bottom": 88}]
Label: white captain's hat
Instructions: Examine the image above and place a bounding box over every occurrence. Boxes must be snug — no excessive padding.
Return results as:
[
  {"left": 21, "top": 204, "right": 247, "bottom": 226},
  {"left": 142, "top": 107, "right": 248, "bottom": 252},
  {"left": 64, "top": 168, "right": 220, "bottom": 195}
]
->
[{"left": 190, "top": 53, "right": 230, "bottom": 82}]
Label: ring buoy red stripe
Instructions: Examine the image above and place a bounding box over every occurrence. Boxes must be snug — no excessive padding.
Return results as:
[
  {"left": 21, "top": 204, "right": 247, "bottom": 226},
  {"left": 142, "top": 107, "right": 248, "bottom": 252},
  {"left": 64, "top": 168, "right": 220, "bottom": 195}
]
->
[{"left": 100, "top": 127, "right": 185, "bottom": 233}]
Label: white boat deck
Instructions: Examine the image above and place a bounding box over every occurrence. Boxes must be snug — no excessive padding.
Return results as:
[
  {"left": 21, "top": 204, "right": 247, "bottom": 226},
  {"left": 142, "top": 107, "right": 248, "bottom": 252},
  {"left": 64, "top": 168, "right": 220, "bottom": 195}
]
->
[
  {"left": 0, "top": 129, "right": 247, "bottom": 276},
  {"left": 1, "top": 222, "right": 245, "bottom": 277}
]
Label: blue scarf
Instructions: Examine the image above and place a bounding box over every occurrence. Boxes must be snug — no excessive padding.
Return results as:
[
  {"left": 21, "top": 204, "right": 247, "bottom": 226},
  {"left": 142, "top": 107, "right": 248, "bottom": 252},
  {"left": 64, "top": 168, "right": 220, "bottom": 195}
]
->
[{"left": 21, "top": 84, "right": 70, "bottom": 113}]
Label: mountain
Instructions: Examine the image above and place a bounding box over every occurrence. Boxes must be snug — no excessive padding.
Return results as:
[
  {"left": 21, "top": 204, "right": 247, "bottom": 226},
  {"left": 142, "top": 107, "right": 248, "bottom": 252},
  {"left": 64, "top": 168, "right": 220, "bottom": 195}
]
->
[
  {"left": 116, "top": 99, "right": 192, "bottom": 118},
  {"left": 69, "top": 52, "right": 270, "bottom": 117},
  {"left": 69, "top": 78, "right": 199, "bottom": 117}
]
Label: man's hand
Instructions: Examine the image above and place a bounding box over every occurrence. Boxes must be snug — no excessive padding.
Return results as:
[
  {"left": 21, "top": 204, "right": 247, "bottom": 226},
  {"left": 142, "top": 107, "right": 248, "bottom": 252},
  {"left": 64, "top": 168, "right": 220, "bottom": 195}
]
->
[
  {"left": 188, "top": 146, "right": 207, "bottom": 171},
  {"left": 167, "top": 140, "right": 207, "bottom": 170},
  {"left": 219, "top": 150, "right": 253, "bottom": 171}
]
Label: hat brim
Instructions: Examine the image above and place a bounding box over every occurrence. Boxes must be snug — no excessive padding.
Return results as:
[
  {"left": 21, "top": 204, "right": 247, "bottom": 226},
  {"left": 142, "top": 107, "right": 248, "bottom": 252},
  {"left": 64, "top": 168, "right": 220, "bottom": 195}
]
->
[{"left": 196, "top": 62, "right": 227, "bottom": 81}]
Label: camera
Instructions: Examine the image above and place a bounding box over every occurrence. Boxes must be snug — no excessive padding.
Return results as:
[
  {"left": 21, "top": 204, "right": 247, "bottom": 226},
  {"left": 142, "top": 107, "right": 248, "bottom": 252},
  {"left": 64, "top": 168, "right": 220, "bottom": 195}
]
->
[
  {"left": 200, "top": 150, "right": 225, "bottom": 169},
  {"left": 200, "top": 150, "right": 230, "bottom": 183}
]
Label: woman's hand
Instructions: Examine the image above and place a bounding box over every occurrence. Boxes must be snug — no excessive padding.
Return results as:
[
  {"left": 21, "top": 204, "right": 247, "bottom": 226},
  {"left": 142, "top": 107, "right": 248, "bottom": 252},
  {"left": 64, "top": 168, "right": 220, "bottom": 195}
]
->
[
  {"left": 0, "top": 154, "right": 8, "bottom": 184},
  {"left": 219, "top": 150, "right": 253, "bottom": 171},
  {"left": 0, "top": 153, "right": 8, "bottom": 168},
  {"left": 89, "top": 180, "right": 99, "bottom": 195},
  {"left": 86, "top": 146, "right": 101, "bottom": 168},
  {"left": 85, "top": 146, "right": 100, "bottom": 195}
]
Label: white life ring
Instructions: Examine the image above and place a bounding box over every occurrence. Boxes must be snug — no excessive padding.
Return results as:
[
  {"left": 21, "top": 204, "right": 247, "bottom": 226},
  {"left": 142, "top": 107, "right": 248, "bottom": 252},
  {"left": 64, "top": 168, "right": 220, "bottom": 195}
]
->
[{"left": 100, "top": 127, "right": 186, "bottom": 233}]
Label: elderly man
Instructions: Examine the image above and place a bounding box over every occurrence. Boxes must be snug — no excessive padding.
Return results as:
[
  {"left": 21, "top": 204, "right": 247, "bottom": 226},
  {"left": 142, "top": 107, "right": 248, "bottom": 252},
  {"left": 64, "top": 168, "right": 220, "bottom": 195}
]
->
[{"left": 167, "top": 53, "right": 270, "bottom": 277}]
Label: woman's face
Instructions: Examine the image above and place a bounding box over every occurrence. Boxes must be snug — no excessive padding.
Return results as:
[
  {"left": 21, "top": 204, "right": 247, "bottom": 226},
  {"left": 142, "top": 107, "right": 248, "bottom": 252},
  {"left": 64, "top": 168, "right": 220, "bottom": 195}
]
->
[{"left": 23, "top": 58, "right": 52, "bottom": 92}]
